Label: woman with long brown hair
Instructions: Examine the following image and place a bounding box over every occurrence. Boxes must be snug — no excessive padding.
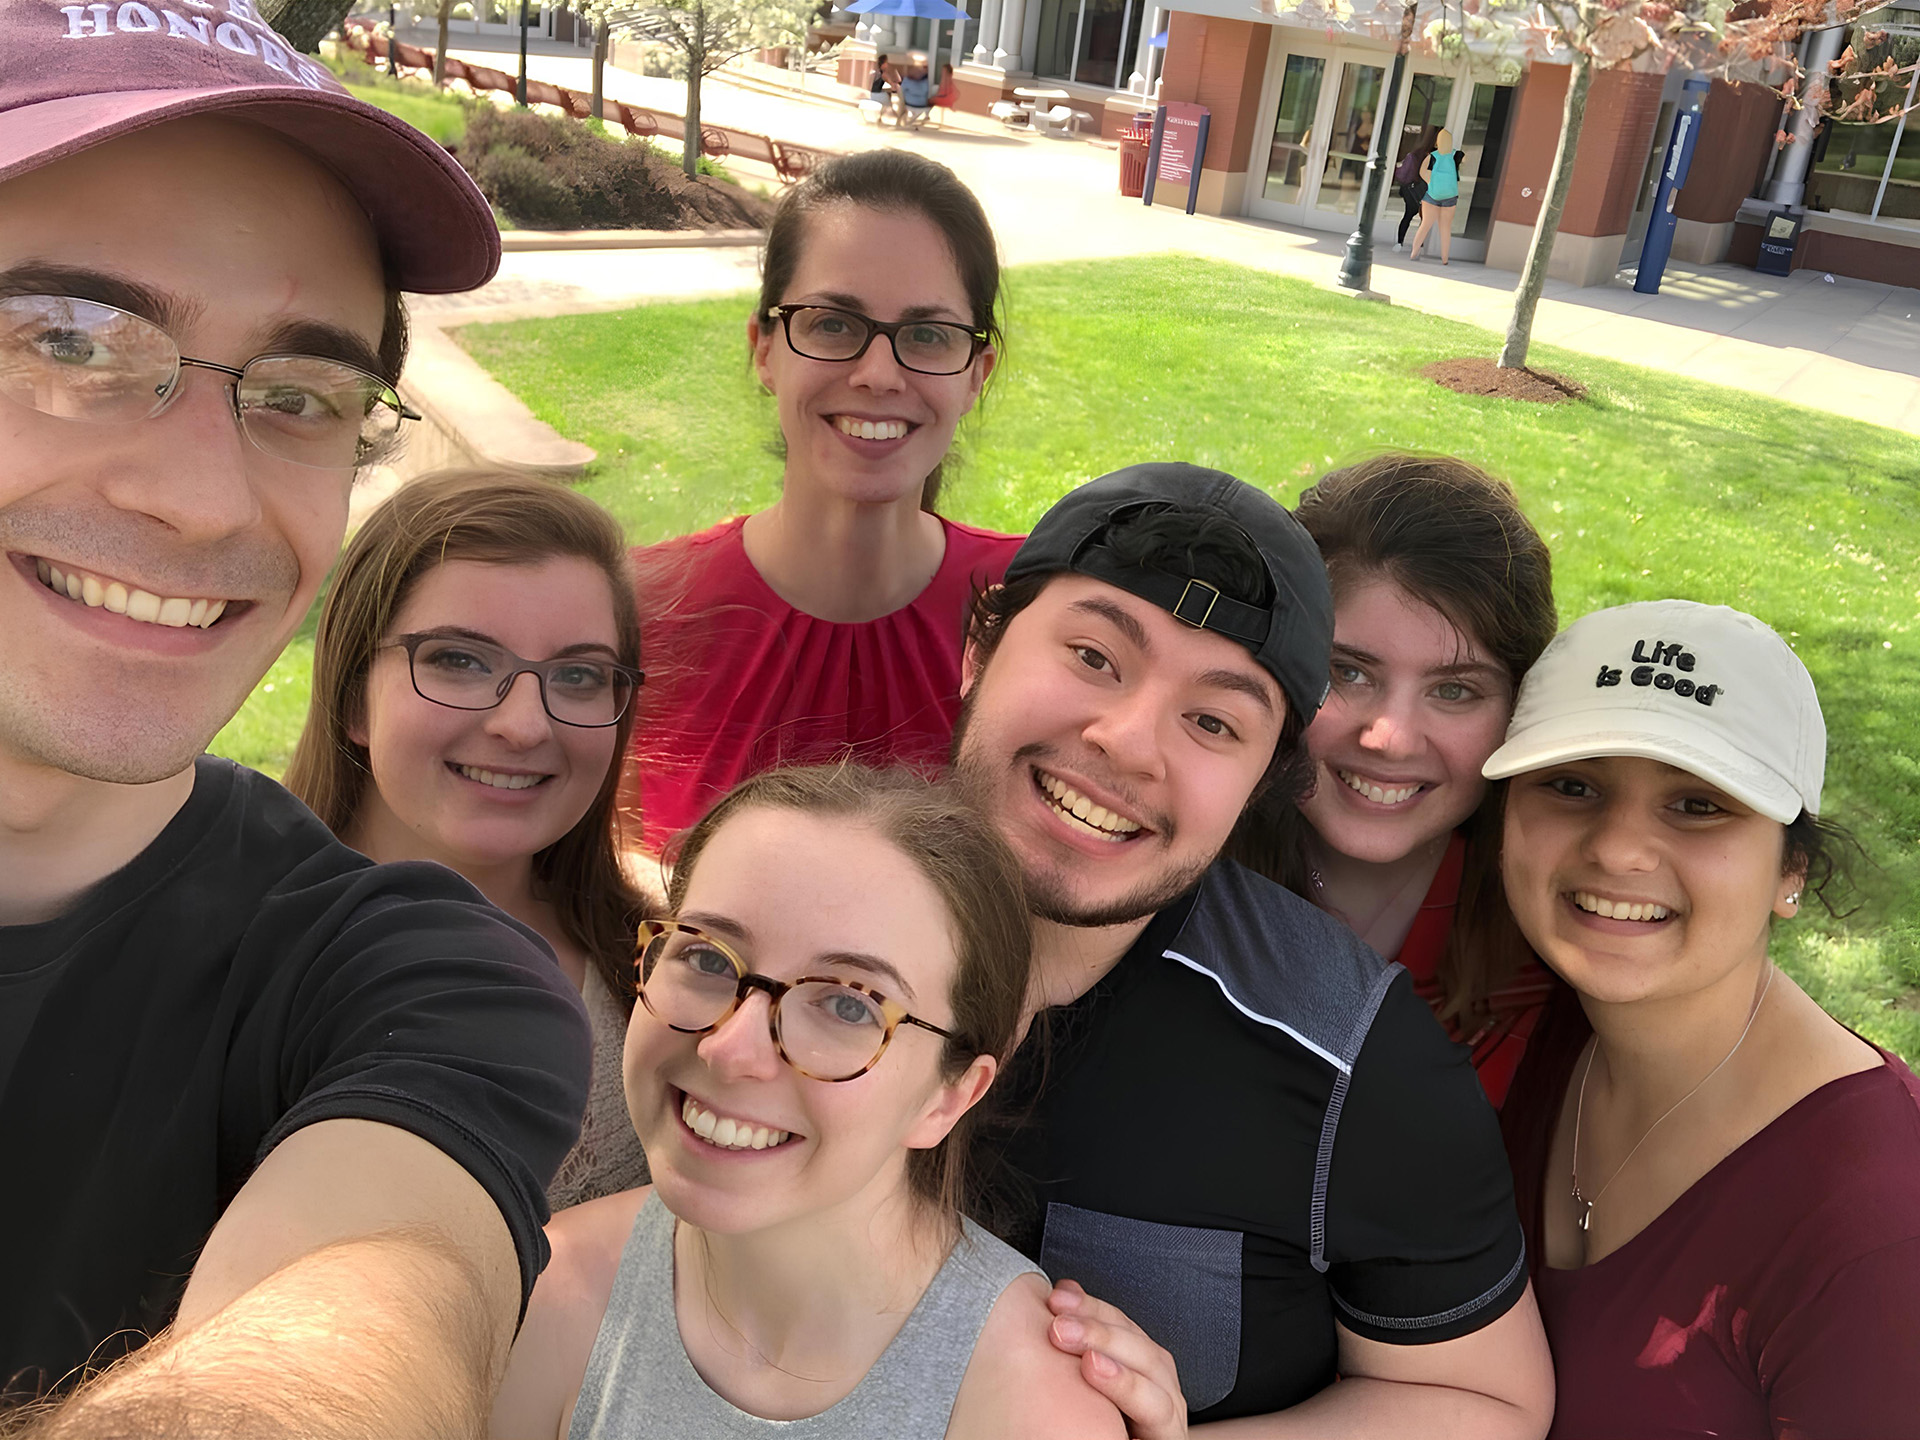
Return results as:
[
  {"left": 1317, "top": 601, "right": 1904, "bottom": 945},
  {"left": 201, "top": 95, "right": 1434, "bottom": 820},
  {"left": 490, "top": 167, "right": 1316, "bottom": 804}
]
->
[
  {"left": 1242, "top": 454, "right": 1557, "bottom": 1105},
  {"left": 621, "top": 149, "right": 1018, "bottom": 859},
  {"left": 490, "top": 765, "right": 1123, "bottom": 1439},
  {"left": 286, "top": 469, "right": 652, "bottom": 1208}
]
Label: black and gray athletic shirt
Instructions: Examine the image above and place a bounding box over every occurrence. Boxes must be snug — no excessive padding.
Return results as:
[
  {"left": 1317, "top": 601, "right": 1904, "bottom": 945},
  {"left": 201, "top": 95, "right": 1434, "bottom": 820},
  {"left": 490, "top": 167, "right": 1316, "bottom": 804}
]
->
[{"left": 988, "top": 860, "right": 1527, "bottom": 1422}]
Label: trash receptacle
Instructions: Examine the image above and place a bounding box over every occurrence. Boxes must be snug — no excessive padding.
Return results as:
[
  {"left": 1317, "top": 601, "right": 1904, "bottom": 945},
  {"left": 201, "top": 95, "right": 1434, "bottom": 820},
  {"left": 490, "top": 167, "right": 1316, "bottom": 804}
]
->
[
  {"left": 1118, "top": 112, "right": 1153, "bottom": 197},
  {"left": 1754, "top": 208, "right": 1804, "bottom": 278}
]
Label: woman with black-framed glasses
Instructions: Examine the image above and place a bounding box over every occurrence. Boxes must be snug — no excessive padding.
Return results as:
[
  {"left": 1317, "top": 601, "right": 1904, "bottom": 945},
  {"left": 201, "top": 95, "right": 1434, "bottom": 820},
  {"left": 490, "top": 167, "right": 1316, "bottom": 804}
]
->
[
  {"left": 620, "top": 149, "right": 1023, "bottom": 863},
  {"left": 285, "top": 469, "right": 656, "bottom": 1211},
  {"left": 491, "top": 764, "right": 1124, "bottom": 1440}
]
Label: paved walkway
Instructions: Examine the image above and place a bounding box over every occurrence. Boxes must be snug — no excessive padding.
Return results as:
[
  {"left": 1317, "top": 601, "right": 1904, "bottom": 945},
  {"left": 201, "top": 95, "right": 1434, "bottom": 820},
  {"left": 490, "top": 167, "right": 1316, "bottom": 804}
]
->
[{"left": 404, "top": 33, "right": 1920, "bottom": 437}]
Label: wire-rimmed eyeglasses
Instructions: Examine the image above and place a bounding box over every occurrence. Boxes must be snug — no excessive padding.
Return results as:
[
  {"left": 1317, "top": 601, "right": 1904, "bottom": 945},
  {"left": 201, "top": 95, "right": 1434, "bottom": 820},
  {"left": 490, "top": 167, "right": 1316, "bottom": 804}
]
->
[
  {"left": 0, "top": 293, "right": 415, "bottom": 469},
  {"left": 384, "top": 631, "right": 644, "bottom": 729},
  {"left": 636, "top": 920, "right": 962, "bottom": 1082},
  {"left": 764, "top": 304, "right": 989, "bottom": 377}
]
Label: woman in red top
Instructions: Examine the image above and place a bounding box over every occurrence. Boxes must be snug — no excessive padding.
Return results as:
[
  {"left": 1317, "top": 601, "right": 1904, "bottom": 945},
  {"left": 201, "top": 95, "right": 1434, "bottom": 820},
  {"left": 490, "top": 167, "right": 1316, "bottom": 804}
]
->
[
  {"left": 1238, "top": 454, "right": 1557, "bottom": 1106},
  {"left": 621, "top": 150, "right": 1019, "bottom": 855},
  {"left": 1489, "top": 600, "right": 1919, "bottom": 1438}
]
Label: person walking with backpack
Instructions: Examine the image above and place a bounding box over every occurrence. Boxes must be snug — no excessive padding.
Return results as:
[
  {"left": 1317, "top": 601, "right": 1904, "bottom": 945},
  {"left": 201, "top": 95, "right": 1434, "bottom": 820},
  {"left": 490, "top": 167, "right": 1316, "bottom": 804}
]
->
[
  {"left": 1392, "top": 129, "right": 1433, "bottom": 251},
  {"left": 1409, "top": 128, "right": 1465, "bottom": 265}
]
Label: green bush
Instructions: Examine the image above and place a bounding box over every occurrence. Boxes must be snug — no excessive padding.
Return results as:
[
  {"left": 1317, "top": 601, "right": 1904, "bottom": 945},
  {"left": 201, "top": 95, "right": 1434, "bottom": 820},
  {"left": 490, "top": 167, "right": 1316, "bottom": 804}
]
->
[
  {"left": 461, "top": 106, "right": 700, "bottom": 229},
  {"left": 474, "top": 141, "right": 584, "bottom": 229}
]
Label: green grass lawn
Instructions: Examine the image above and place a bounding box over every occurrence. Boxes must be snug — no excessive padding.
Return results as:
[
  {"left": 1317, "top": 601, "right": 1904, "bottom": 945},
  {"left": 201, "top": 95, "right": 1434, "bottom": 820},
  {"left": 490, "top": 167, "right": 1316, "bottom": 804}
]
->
[{"left": 213, "top": 254, "right": 1920, "bottom": 1059}]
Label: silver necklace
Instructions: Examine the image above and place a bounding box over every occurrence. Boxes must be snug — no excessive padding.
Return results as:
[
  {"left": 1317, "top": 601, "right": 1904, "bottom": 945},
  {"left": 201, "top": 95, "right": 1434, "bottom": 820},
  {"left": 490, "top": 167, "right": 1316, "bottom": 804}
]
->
[{"left": 1570, "top": 962, "right": 1775, "bottom": 1236}]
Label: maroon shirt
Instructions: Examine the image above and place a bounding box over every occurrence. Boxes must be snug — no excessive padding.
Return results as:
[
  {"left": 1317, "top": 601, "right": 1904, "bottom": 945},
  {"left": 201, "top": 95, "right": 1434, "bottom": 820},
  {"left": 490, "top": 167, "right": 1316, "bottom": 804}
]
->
[
  {"left": 619, "top": 516, "right": 1020, "bottom": 851},
  {"left": 1507, "top": 1013, "right": 1920, "bottom": 1439}
]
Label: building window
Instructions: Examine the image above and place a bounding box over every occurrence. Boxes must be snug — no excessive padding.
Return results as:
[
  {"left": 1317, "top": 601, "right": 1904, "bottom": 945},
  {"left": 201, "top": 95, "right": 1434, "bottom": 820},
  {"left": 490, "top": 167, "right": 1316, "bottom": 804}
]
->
[
  {"left": 1034, "top": 0, "right": 1150, "bottom": 90},
  {"left": 1808, "top": 5, "right": 1920, "bottom": 228}
]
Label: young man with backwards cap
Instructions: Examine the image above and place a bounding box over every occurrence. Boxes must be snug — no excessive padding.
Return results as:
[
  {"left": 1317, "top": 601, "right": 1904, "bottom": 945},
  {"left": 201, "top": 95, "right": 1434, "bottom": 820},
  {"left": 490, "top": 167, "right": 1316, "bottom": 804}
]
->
[
  {"left": 951, "top": 463, "right": 1554, "bottom": 1438},
  {"left": 0, "top": 3, "right": 590, "bottom": 1434}
]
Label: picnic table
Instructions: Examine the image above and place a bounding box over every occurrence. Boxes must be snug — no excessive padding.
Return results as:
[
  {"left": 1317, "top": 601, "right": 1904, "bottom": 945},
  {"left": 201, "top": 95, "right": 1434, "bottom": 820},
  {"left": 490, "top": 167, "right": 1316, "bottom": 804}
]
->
[{"left": 1011, "top": 86, "right": 1083, "bottom": 137}]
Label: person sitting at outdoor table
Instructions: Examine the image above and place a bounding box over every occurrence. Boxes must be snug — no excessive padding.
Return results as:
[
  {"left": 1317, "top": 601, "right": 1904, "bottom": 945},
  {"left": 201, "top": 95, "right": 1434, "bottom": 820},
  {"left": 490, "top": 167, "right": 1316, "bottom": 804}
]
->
[
  {"left": 618, "top": 149, "right": 1018, "bottom": 859},
  {"left": 1492, "top": 600, "right": 1920, "bottom": 1438},
  {"left": 899, "top": 54, "right": 935, "bottom": 128},
  {"left": 1236, "top": 454, "right": 1558, "bottom": 1106},
  {"left": 285, "top": 471, "right": 653, "bottom": 1213},
  {"left": 932, "top": 62, "right": 959, "bottom": 111},
  {"left": 488, "top": 764, "right": 1124, "bottom": 1440},
  {"left": 869, "top": 52, "right": 900, "bottom": 122}
]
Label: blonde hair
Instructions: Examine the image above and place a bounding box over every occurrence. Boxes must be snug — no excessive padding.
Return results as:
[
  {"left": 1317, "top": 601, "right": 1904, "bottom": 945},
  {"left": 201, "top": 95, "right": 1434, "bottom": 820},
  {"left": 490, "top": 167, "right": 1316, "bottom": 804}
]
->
[{"left": 285, "top": 469, "right": 652, "bottom": 1005}]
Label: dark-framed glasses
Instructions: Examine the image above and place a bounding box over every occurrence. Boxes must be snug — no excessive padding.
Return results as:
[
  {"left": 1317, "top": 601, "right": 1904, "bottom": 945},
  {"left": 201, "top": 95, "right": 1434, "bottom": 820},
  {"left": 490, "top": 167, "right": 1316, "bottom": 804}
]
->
[
  {"left": 765, "top": 304, "right": 988, "bottom": 376},
  {"left": 636, "top": 920, "right": 961, "bottom": 1082},
  {"left": 386, "top": 632, "right": 644, "bottom": 729},
  {"left": 0, "top": 293, "right": 415, "bottom": 469}
]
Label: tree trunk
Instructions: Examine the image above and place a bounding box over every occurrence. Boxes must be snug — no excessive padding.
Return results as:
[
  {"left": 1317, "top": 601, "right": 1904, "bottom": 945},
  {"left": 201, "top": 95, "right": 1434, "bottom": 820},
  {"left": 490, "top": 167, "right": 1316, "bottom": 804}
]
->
[
  {"left": 683, "top": 14, "right": 703, "bottom": 180},
  {"left": 591, "top": 19, "right": 608, "bottom": 120},
  {"left": 1499, "top": 46, "right": 1593, "bottom": 370},
  {"left": 434, "top": 0, "right": 452, "bottom": 86}
]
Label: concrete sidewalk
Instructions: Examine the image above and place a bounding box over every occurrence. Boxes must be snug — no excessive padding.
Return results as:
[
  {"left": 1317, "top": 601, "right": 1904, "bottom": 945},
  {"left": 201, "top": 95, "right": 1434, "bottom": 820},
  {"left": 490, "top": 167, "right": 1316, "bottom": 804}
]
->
[{"left": 407, "top": 41, "right": 1920, "bottom": 438}]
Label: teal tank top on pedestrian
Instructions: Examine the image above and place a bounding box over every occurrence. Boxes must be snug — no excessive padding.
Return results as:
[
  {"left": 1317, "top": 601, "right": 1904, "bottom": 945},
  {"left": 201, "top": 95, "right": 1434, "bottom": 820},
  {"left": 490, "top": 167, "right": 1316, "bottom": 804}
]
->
[
  {"left": 1426, "top": 150, "right": 1460, "bottom": 202},
  {"left": 567, "top": 1193, "right": 1045, "bottom": 1438}
]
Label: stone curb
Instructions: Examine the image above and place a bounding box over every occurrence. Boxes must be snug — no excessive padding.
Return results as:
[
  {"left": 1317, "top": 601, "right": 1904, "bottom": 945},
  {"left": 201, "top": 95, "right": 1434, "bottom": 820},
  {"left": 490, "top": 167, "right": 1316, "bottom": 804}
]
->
[
  {"left": 499, "top": 228, "right": 764, "bottom": 252},
  {"left": 398, "top": 323, "right": 597, "bottom": 483}
]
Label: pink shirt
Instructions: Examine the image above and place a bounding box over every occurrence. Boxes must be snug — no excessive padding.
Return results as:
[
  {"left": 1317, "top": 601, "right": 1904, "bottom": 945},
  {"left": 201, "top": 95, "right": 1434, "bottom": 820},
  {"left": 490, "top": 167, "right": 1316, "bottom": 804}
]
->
[
  {"left": 1508, "top": 1031, "right": 1920, "bottom": 1439},
  {"left": 620, "top": 516, "right": 1021, "bottom": 852}
]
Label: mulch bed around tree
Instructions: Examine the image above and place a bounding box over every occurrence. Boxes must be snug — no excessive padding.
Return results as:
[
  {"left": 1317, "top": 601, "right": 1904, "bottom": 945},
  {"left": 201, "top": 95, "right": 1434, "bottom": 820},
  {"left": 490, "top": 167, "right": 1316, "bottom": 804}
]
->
[{"left": 1422, "top": 357, "right": 1587, "bottom": 404}]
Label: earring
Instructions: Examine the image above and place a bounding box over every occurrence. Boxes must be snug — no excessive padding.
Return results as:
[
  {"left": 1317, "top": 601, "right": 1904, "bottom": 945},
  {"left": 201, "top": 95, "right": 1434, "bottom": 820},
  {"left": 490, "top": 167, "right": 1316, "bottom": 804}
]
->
[{"left": 1785, "top": 892, "right": 1802, "bottom": 907}]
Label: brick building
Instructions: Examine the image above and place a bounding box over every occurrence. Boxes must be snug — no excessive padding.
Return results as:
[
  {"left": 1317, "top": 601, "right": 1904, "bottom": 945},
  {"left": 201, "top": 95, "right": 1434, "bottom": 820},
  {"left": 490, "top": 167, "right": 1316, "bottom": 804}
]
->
[{"left": 844, "top": 0, "right": 1918, "bottom": 288}]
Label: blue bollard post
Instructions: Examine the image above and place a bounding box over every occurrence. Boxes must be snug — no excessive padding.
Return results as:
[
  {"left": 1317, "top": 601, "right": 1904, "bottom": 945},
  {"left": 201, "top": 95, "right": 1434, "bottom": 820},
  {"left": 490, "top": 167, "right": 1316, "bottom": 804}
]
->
[{"left": 1634, "top": 77, "right": 1711, "bottom": 296}]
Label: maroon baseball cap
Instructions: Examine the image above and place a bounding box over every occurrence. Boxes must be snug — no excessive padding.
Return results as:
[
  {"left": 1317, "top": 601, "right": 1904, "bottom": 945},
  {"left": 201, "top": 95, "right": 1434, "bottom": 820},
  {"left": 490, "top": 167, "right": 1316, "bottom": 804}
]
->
[{"left": 0, "top": 0, "right": 498, "bottom": 293}]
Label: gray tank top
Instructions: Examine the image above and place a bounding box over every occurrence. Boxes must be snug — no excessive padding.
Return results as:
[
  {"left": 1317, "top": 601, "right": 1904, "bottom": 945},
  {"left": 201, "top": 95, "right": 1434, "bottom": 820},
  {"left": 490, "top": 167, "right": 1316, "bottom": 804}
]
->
[{"left": 568, "top": 1194, "right": 1044, "bottom": 1438}]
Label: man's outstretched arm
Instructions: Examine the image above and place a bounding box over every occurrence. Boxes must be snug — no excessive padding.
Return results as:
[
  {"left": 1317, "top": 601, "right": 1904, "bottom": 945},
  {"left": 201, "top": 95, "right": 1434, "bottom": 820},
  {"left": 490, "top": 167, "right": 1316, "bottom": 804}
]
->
[{"left": 13, "top": 1119, "right": 522, "bottom": 1440}]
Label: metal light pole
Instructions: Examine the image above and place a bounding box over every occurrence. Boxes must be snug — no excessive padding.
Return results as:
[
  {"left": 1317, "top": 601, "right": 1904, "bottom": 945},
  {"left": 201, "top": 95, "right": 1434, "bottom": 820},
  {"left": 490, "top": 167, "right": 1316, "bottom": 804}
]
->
[
  {"left": 387, "top": 2, "right": 397, "bottom": 73},
  {"left": 516, "top": 0, "right": 530, "bottom": 106},
  {"left": 1336, "top": 3, "right": 1416, "bottom": 297}
]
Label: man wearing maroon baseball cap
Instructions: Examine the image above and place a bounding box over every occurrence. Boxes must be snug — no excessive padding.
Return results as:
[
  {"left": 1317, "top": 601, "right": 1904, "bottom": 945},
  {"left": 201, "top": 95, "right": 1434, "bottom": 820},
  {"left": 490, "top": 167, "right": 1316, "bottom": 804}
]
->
[{"left": 0, "top": 4, "right": 593, "bottom": 1436}]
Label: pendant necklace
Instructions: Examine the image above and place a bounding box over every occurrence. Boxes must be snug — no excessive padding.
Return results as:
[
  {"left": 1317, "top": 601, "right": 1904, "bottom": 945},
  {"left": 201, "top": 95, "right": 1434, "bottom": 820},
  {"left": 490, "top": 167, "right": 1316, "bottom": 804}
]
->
[{"left": 1570, "top": 961, "right": 1775, "bottom": 1238}]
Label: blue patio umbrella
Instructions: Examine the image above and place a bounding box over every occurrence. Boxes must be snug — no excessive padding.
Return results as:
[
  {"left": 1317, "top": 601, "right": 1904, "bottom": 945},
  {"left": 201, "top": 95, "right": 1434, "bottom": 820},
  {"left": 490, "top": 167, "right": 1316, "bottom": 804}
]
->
[
  {"left": 1148, "top": 29, "right": 1168, "bottom": 47},
  {"left": 846, "top": 0, "right": 971, "bottom": 17}
]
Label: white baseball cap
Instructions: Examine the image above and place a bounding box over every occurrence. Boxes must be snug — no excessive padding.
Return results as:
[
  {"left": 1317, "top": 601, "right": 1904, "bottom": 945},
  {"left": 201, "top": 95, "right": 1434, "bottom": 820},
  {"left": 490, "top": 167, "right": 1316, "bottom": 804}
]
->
[{"left": 1483, "top": 600, "right": 1824, "bottom": 823}]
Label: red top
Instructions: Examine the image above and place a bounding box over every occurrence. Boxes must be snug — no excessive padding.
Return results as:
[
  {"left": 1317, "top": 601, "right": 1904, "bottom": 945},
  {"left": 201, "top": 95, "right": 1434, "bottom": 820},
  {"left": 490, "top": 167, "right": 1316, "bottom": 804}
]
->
[
  {"left": 1393, "top": 832, "right": 1552, "bottom": 1109},
  {"left": 1510, "top": 1049, "right": 1920, "bottom": 1439},
  {"left": 620, "top": 516, "right": 1022, "bottom": 852}
]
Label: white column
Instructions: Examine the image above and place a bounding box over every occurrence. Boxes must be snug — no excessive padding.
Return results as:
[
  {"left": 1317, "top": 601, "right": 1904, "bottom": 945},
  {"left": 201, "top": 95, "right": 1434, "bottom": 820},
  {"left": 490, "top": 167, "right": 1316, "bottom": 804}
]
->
[
  {"left": 1129, "top": 6, "right": 1161, "bottom": 94},
  {"left": 973, "top": 0, "right": 1002, "bottom": 65},
  {"left": 951, "top": 4, "right": 970, "bottom": 71},
  {"left": 994, "top": 0, "right": 1027, "bottom": 70},
  {"left": 891, "top": 15, "right": 913, "bottom": 48},
  {"left": 1766, "top": 26, "right": 1849, "bottom": 206}
]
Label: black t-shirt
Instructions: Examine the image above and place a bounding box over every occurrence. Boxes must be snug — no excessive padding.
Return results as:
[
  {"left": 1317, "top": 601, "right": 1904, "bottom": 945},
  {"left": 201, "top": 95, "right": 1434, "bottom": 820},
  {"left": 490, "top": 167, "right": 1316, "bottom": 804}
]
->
[
  {"left": 0, "top": 758, "right": 592, "bottom": 1400},
  {"left": 987, "top": 860, "right": 1527, "bottom": 1421}
]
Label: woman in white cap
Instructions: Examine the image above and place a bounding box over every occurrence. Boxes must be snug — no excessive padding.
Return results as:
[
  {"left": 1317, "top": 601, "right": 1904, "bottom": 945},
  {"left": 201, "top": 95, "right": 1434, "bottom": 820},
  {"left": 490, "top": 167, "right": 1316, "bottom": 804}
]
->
[{"left": 1488, "top": 600, "right": 1920, "bottom": 1438}]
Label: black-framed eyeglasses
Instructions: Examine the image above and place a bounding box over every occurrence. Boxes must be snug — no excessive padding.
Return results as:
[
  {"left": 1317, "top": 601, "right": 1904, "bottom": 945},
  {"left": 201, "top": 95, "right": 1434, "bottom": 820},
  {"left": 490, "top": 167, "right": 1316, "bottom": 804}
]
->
[
  {"left": 384, "top": 631, "right": 644, "bottom": 729},
  {"left": 0, "top": 293, "right": 416, "bottom": 469},
  {"left": 764, "top": 304, "right": 988, "bottom": 376},
  {"left": 636, "top": 920, "right": 962, "bottom": 1082}
]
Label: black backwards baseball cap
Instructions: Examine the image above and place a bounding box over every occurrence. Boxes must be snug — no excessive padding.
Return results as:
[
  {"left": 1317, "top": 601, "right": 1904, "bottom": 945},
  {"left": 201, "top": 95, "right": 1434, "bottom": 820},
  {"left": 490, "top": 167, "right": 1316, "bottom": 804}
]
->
[{"left": 1004, "top": 462, "right": 1336, "bottom": 723}]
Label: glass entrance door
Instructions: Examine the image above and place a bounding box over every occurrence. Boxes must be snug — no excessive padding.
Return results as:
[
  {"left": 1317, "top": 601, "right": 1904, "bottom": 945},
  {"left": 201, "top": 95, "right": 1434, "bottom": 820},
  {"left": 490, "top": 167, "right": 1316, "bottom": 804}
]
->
[
  {"left": 1393, "top": 73, "right": 1454, "bottom": 183},
  {"left": 1315, "top": 61, "right": 1386, "bottom": 216},
  {"left": 1262, "top": 55, "right": 1326, "bottom": 207},
  {"left": 1456, "top": 82, "right": 1516, "bottom": 247}
]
